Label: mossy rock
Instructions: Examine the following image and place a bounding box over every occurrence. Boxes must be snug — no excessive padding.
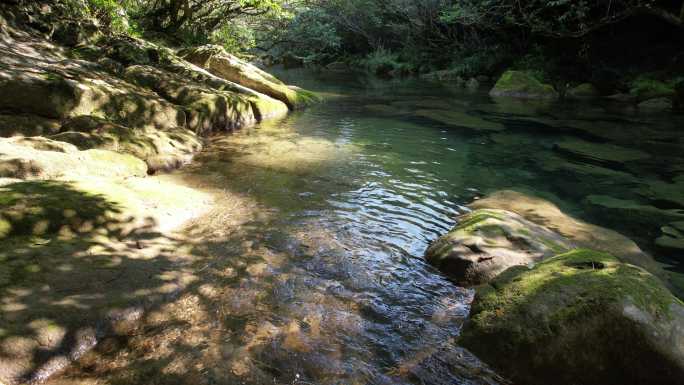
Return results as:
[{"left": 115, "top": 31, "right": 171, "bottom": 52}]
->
[
  {"left": 566, "top": 83, "right": 599, "bottom": 99},
  {"left": 630, "top": 78, "right": 676, "bottom": 102},
  {"left": 425, "top": 209, "right": 573, "bottom": 285},
  {"left": 490, "top": 70, "right": 558, "bottom": 100},
  {"left": 292, "top": 87, "right": 322, "bottom": 107},
  {"left": 53, "top": 116, "right": 202, "bottom": 173},
  {"left": 461, "top": 249, "right": 684, "bottom": 385},
  {"left": 124, "top": 64, "right": 266, "bottom": 131},
  {"left": 182, "top": 45, "right": 314, "bottom": 109},
  {"left": 469, "top": 190, "right": 669, "bottom": 283},
  {"left": 0, "top": 137, "right": 147, "bottom": 179}
]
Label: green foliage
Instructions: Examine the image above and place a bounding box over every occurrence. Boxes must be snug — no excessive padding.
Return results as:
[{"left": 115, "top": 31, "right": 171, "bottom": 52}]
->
[
  {"left": 629, "top": 76, "right": 677, "bottom": 100},
  {"left": 210, "top": 22, "right": 256, "bottom": 53},
  {"left": 87, "top": 0, "right": 140, "bottom": 35},
  {"left": 358, "top": 48, "right": 402, "bottom": 76},
  {"left": 448, "top": 47, "right": 509, "bottom": 78}
]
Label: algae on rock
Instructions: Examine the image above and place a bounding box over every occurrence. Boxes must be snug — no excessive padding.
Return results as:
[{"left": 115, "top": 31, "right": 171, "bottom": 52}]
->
[
  {"left": 460, "top": 249, "right": 684, "bottom": 385},
  {"left": 489, "top": 70, "right": 558, "bottom": 99},
  {"left": 425, "top": 209, "right": 573, "bottom": 285}
]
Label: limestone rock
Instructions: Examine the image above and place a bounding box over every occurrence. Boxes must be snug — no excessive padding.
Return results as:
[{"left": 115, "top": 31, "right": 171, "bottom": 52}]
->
[
  {"left": 0, "top": 114, "right": 61, "bottom": 137},
  {"left": 182, "top": 45, "right": 309, "bottom": 109},
  {"left": 53, "top": 116, "right": 202, "bottom": 173},
  {"left": 425, "top": 209, "right": 572, "bottom": 285},
  {"left": 123, "top": 65, "right": 259, "bottom": 132},
  {"left": 0, "top": 137, "right": 147, "bottom": 180}
]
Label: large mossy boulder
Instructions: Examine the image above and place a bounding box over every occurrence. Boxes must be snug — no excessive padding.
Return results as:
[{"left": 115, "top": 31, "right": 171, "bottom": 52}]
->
[
  {"left": 425, "top": 209, "right": 572, "bottom": 285},
  {"left": 181, "top": 45, "right": 310, "bottom": 109},
  {"left": 123, "top": 65, "right": 258, "bottom": 132},
  {"left": 460, "top": 249, "right": 684, "bottom": 385},
  {"left": 489, "top": 70, "right": 558, "bottom": 99}
]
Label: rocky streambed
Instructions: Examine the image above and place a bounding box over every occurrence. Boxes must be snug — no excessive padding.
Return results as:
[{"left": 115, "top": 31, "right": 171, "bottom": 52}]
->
[{"left": 2, "top": 2, "right": 684, "bottom": 385}]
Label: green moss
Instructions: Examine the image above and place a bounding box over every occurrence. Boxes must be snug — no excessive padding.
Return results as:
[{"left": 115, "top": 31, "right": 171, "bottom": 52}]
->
[
  {"left": 491, "top": 70, "right": 558, "bottom": 99},
  {"left": 461, "top": 248, "right": 683, "bottom": 384},
  {"left": 630, "top": 77, "right": 675, "bottom": 101},
  {"left": 294, "top": 88, "right": 322, "bottom": 107},
  {"left": 473, "top": 249, "right": 678, "bottom": 324},
  {"left": 456, "top": 209, "right": 505, "bottom": 232}
]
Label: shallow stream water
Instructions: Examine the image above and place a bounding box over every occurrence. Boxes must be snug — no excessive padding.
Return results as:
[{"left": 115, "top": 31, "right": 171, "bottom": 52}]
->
[{"left": 59, "top": 69, "right": 684, "bottom": 385}]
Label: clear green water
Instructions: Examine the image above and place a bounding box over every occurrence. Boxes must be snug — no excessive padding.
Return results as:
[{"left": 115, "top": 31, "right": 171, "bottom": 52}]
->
[{"left": 175, "top": 69, "right": 684, "bottom": 384}]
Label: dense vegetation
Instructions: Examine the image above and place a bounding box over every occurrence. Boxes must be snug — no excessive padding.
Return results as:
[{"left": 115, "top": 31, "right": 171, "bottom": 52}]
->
[{"left": 85, "top": 0, "right": 684, "bottom": 93}]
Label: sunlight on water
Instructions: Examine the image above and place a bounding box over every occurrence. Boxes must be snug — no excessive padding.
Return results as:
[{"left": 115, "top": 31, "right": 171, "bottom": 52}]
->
[{"left": 55, "top": 69, "right": 684, "bottom": 385}]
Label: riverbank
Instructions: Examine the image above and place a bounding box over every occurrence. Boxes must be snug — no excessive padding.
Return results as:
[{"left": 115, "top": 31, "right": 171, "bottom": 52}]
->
[{"left": 0, "top": 2, "right": 322, "bottom": 383}]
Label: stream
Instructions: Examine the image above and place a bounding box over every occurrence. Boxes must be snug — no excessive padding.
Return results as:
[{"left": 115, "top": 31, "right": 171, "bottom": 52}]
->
[{"left": 58, "top": 69, "right": 684, "bottom": 385}]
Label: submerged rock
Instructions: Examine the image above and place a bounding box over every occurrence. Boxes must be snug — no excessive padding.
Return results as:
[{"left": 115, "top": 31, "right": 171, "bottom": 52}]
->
[
  {"left": 584, "top": 195, "right": 684, "bottom": 229},
  {"left": 414, "top": 109, "right": 505, "bottom": 131},
  {"left": 554, "top": 138, "right": 650, "bottom": 168},
  {"left": 460, "top": 249, "right": 684, "bottom": 385},
  {"left": 425, "top": 209, "right": 572, "bottom": 285},
  {"left": 657, "top": 222, "right": 684, "bottom": 252},
  {"left": 489, "top": 70, "right": 558, "bottom": 99}
]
